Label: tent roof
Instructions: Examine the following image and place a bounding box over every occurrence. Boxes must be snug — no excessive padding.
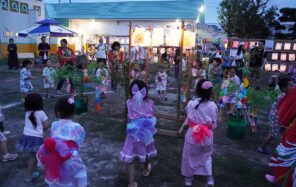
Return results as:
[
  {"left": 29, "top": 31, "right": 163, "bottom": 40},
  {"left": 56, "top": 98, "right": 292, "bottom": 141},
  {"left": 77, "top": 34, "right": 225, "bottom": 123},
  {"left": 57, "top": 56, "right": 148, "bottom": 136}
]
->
[{"left": 45, "top": 0, "right": 203, "bottom": 20}]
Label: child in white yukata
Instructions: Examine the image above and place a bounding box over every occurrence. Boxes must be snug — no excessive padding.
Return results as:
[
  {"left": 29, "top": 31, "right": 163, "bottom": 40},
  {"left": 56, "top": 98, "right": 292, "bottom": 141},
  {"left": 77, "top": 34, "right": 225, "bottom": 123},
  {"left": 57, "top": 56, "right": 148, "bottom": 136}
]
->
[
  {"left": 20, "top": 60, "right": 33, "bottom": 101},
  {"left": 37, "top": 97, "right": 87, "bottom": 187},
  {"left": 96, "top": 63, "right": 109, "bottom": 98},
  {"left": 227, "top": 67, "right": 241, "bottom": 115},
  {"left": 42, "top": 59, "right": 56, "bottom": 98},
  {"left": 156, "top": 67, "right": 168, "bottom": 101},
  {"left": 181, "top": 79, "right": 218, "bottom": 186}
]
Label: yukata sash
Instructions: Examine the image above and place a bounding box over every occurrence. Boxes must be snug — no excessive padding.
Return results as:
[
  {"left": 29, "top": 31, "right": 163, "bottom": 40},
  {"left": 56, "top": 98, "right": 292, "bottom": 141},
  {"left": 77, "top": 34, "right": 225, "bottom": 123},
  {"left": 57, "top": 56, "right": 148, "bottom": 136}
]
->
[
  {"left": 37, "top": 139, "right": 78, "bottom": 182},
  {"left": 188, "top": 120, "right": 213, "bottom": 146},
  {"left": 127, "top": 117, "right": 157, "bottom": 145}
]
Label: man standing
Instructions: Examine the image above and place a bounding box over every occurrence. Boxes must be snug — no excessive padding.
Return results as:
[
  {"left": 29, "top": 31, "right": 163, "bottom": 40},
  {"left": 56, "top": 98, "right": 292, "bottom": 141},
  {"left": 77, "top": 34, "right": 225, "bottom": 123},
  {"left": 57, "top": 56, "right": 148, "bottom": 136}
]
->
[
  {"left": 38, "top": 36, "right": 50, "bottom": 64},
  {"left": 96, "top": 37, "right": 107, "bottom": 66},
  {"left": 7, "top": 38, "right": 18, "bottom": 70},
  {"left": 250, "top": 41, "right": 265, "bottom": 90}
]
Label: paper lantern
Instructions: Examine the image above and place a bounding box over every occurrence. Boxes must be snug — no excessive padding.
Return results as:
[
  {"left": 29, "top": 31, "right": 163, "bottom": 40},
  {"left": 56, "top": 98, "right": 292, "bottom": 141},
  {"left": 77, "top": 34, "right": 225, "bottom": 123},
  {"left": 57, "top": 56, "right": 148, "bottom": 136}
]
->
[
  {"left": 272, "top": 64, "right": 279, "bottom": 71},
  {"left": 289, "top": 54, "right": 295, "bottom": 61},
  {"left": 279, "top": 64, "right": 287, "bottom": 72},
  {"left": 152, "top": 28, "right": 164, "bottom": 46},
  {"left": 293, "top": 44, "right": 296, "bottom": 51},
  {"left": 183, "top": 31, "right": 196, "bottom": 49},
  {"left": 165, "top": 28, "right": 181, "bottom": 47},
  {"left": 284, "top": 43, "right": 291, "bottom": 50},
  {"left": 280, "top": 53, "right": 287, "bottom": 61},
  {"left": 275, "top": 43, "right": 282, "bottom": 50},
  {"left": 272, "top": 53, "right": 278, "bottom": 60},
  {"left": 132, "top": 28, "right": 145, "bottom": 46},
  {"left": 142, "top": 30, "right": 151, "bottom": 47},
  {"left": 264, "top": 63, "right": 271, "bottom": 71}
]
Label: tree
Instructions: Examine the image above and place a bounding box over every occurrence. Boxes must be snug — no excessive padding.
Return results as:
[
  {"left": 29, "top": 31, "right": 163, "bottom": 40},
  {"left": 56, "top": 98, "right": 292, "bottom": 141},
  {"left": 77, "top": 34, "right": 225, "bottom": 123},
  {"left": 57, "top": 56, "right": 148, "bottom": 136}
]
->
[
  {"left": 218, "top": 0, "right": 277, "bottom": 39},
  {"left": 274, "top": 8, "right": 296, "bottom": 39}
]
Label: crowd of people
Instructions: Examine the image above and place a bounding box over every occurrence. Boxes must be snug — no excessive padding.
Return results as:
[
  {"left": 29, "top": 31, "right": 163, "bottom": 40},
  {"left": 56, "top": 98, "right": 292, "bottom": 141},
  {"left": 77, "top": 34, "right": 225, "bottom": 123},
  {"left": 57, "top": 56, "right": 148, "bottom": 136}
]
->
[{"left": 1, "top": 37, "right": 296, "bottom": 187}]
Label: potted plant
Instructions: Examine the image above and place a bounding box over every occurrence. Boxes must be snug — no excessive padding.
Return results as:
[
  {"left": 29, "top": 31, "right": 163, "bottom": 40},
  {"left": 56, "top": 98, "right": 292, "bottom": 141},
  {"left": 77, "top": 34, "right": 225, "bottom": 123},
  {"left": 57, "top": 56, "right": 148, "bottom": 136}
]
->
[{"left": 55, "top": 61, "right": 99, "bottom": 114}]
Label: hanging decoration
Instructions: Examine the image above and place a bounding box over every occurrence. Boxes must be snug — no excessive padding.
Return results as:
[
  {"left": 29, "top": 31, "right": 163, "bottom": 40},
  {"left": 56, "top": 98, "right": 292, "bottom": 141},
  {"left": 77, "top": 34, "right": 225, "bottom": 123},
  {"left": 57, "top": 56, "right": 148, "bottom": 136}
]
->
[
  {"left": 151, "top": 28, "right": 164, "bottom": 46},
  {"left": 132, "top": 28, "right": 145, "bottom": 46},
  {"left": 165, "top": 28, "right": 181, "bottom": 47},
  {"left": 183, "top": 31, "right": 196, "bottom": 49}
]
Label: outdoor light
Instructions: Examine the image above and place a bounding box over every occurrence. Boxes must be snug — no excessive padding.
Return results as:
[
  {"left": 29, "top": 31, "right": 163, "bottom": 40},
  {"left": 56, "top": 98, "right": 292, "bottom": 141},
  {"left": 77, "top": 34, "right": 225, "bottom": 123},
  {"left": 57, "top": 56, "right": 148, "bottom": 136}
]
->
[
  {"left": 199, "top": 5, "right": 205, "bottom": 13},
  {"left": 264, "top": 63, "right": 271, "bottom": 71},
  {"left": 279, "top": 64, "right": 287, "bottom": 72}
]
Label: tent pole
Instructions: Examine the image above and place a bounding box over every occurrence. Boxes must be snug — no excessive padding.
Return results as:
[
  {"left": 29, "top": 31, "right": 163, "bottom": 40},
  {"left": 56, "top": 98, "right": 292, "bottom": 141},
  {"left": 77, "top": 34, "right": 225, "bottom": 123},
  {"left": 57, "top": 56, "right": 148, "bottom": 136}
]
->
[
  {"left": 176, "top": 20, "right": 185, "bottom": 131},
  {"left": 129, "top": 20, "right": 132, "bottom": 71}
]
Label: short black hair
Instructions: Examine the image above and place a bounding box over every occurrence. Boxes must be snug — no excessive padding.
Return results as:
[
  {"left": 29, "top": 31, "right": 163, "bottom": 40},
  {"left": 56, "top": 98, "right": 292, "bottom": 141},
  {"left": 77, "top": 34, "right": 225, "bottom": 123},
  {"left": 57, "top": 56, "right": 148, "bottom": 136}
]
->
[
  {"left": 9, "top": 38, "right": 14, "bottom": 42},
  {"left": 22, "top": 59, "right": 32, "bottom": 67},
  {"left": 41, "top": 36, "right": 46, "bottom": 40},
  {"left": 25, "top": 93, "right": 43, "bottom": 128},
  {"left": 60, "top": 39, "right": 68, "bottom": 45},
  {"left": 111, "top": 41, "right": 121, "bottom": 50},
  {"left": 55, "top": 97, "right": 75, "bottom": 119},
  {"left": 129, "top": 79, "right": 148, "bottom": 99},
  {"left": 278, "top": 77, "right": 292, "bottom": 92}
]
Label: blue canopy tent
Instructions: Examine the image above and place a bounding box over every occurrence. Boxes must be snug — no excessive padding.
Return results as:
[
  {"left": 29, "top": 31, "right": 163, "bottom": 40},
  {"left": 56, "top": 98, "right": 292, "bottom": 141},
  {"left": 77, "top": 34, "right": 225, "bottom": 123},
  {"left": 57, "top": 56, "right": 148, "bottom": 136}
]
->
[{"left": 19, "top": 18, "right": 77, "bottom": 37}]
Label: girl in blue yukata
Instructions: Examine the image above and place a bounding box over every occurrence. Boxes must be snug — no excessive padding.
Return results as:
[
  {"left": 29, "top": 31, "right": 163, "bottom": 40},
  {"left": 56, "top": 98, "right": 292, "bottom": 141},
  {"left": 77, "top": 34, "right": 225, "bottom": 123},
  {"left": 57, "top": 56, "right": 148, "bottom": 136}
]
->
[
  {"left": 37, "top": 97, "right": 87, "bottom": 187},
  {"left": 119, "top": 80, "right": 157, "bottom": 187}
]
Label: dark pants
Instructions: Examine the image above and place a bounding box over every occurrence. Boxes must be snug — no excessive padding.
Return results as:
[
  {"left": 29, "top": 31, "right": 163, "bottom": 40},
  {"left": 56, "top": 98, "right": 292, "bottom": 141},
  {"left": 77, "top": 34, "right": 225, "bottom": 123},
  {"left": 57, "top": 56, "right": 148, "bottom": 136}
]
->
[
  {"left": 8, "top": 54, "right": 18, "bottom": 69},
  {"left": 0, "top": 121, "right": 4, "bottom": 132},
  {"left": 111, "top": 74, "right": 118, "bottom": 92},
  {"left": 57, "top": 78, "right": 74, "bottom": 91}
]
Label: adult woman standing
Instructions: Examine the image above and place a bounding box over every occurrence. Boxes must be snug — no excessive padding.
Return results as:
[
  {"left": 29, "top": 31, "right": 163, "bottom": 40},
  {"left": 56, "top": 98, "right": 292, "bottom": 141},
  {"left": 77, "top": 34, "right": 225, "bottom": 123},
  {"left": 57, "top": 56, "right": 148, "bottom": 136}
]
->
[
  {"left": 108, "top": 41, "right": 123, "bottom": 92},
  {"left": 266, "top": 87, "right": 296, "bottom": 187},
  {"left": 56, "top": 39, "right": 76, "bottom": 95}
]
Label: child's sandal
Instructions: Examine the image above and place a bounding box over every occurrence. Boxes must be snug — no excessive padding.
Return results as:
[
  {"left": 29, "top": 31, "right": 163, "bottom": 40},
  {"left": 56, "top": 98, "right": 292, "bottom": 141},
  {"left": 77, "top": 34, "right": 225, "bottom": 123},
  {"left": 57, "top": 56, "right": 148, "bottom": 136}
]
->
[{"left": 143, "top": 163, "right": 152, "bottom": 177}]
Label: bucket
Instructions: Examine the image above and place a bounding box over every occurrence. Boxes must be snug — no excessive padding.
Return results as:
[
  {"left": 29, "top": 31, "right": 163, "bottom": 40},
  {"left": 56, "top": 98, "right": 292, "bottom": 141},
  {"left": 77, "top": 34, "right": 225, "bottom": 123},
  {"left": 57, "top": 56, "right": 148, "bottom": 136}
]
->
[
  {"left": 75, "top": 96, "right": 88, "bottom": 114},
  {"left": 227, "top": 116, "right": 245, "bottom": 139}
]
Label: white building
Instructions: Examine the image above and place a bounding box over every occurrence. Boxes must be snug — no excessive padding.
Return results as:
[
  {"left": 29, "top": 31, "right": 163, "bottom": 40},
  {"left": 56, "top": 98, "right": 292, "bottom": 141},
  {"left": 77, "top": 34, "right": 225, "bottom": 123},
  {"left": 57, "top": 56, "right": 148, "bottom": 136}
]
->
[{"left": 0, "top": 0, "right": 45, "bottom": 58}]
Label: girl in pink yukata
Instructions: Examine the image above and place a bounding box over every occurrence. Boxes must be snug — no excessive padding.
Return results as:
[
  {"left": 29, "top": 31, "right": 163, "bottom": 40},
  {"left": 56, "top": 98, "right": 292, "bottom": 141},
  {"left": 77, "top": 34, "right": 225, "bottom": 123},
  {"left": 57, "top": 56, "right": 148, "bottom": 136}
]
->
[
  {"left": 37, "top": 97, "right": 87, "bottom": 187},
  {"left": 119, "top": 80, "right": 157, "bottom": 187},
  {"left": 181, "top": 79, "right": 218, "bottom": 187}
]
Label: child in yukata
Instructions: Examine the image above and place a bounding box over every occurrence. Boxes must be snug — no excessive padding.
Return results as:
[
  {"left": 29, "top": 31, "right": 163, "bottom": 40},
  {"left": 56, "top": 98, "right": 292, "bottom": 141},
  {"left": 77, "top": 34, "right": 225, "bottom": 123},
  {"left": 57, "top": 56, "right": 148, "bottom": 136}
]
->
[
  {"left": 20, "top": 60, "right": 34, "bottom": 102},
  {"left": 181, "top": 79, "right": 218, "bottom": 186},
  {"left": 43, "top": 59, "right": 56, "bottom": 98},
  {"left": 156, "top": 66, "right": 168, "bottom": 101}
]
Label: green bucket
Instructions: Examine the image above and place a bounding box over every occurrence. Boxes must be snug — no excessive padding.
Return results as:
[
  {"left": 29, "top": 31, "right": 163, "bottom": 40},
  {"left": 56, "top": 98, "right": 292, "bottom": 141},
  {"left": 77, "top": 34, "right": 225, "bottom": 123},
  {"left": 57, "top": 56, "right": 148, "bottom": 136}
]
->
[
  {"left": 75, "top": 97, "right": 88, "bottom": 115},
  {"left": 227, "top": 117, "right": 245, "bottom": 139}
]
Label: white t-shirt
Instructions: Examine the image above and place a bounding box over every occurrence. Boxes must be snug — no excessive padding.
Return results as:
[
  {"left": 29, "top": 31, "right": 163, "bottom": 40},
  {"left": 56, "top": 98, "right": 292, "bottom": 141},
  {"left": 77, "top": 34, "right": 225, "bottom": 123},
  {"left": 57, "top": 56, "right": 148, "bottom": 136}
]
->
[
  {"left": 96, "top": 44, "right": 106, "bottom": 59},
  {"left": 23, "top": 110, "right": 48, "bottom": 138}
]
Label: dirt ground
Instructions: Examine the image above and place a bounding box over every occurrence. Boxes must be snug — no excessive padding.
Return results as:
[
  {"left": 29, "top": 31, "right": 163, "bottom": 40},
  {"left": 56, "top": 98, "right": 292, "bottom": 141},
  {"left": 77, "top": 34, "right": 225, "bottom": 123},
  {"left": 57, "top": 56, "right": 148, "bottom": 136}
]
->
[{"left": 0, "top": 63, "right": 276, "bottom": 187}]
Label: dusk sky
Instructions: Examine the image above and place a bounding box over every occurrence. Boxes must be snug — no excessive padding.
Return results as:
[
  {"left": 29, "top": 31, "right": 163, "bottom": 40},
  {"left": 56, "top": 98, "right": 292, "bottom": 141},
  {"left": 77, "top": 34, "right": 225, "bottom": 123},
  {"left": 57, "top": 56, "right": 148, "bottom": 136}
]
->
[{"left": 44, "top": 0, "right": 296, "bottom": 23}]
